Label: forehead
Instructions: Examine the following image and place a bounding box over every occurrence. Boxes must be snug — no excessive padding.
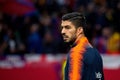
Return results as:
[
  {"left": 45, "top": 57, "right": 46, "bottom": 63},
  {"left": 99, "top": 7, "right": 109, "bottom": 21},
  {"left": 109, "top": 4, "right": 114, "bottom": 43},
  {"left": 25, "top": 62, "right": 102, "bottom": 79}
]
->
[{"left": 61, "top": 20, "right": 73, "bottom": 26}]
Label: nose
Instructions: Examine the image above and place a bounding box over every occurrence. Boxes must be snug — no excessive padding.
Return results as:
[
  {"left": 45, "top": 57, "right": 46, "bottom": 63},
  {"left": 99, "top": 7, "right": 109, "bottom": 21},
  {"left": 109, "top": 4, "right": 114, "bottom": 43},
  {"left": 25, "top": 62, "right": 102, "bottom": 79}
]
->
[{"left": 61, "top": 28, "right": 66, "bottom": 34}]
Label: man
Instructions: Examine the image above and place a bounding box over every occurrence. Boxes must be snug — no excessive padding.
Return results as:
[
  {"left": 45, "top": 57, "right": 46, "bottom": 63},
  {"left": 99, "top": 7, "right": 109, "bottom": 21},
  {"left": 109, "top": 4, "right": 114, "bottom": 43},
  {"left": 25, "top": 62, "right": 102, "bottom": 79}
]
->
[{"left": 61, "top": 12, "right": 104, "bottom": 80}]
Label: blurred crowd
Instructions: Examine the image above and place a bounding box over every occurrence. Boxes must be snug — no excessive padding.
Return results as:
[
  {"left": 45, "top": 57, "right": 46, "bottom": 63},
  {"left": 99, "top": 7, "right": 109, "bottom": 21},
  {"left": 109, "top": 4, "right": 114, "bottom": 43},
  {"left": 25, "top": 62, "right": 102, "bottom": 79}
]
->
[{"left": 0, "top": 0, "right": 120, "bottom": 55}]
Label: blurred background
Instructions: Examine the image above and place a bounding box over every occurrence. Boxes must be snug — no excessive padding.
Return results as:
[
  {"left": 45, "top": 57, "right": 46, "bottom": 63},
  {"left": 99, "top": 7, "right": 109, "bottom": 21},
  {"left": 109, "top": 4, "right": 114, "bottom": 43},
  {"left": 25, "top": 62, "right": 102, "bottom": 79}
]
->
[{"left": 0, "top": 0, "right": 120, "bottom": 80}]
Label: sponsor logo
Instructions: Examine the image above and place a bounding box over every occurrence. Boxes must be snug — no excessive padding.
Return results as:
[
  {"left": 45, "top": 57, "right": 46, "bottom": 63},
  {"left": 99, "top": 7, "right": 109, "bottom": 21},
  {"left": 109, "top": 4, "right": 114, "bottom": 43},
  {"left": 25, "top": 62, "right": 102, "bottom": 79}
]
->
[{"left": 95, "top": 72, "right": 102, "bottom": 80}]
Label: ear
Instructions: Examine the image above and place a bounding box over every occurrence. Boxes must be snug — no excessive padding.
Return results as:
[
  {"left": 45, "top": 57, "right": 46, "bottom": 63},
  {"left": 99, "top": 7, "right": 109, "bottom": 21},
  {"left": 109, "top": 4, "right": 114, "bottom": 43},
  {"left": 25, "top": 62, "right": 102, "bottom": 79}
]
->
[{"left": 77, "top": 27, "right": 83, "bottom": 36}]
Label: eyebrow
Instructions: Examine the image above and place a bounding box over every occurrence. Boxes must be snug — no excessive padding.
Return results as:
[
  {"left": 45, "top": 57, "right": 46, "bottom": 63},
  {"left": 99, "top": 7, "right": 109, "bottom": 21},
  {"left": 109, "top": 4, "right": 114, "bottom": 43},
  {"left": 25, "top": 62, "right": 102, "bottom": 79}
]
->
[{"left": 61, "top": 25, "right": 71, "bottom": 28}]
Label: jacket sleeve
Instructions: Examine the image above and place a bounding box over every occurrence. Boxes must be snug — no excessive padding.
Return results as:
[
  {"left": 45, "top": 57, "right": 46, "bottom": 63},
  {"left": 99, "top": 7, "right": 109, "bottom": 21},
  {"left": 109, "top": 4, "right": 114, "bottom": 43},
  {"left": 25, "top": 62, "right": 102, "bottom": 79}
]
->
[{"left": 82, "top": 49, "right": 104, "bottom": 80}]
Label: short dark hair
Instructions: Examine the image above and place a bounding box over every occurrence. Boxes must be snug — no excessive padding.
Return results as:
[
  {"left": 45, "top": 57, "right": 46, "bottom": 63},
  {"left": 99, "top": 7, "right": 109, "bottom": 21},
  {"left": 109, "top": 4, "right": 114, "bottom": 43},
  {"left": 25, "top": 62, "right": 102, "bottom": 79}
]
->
[{"left": 62, "top": 12, "right": 86, "bottom": 28}]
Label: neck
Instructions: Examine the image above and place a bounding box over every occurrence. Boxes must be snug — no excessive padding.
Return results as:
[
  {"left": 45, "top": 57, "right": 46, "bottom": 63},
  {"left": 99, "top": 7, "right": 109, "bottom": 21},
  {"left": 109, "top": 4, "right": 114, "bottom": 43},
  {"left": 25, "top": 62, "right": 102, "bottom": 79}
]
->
[
  {"left": 70, "top": 34, "right": 85, "bottom": 47},
  {"left": 75, "top": 34, "right": 85, "bottom": 43}
]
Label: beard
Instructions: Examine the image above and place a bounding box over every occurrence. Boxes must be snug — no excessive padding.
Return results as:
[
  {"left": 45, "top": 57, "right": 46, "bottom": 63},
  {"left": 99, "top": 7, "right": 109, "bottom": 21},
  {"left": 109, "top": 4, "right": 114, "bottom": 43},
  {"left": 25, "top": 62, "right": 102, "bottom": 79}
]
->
[
  {"left": 62, "top": 35, "right": 76, "bottom": 46},
  {"left": 68, "top": 38, "right": 76, "bottom": 46}
]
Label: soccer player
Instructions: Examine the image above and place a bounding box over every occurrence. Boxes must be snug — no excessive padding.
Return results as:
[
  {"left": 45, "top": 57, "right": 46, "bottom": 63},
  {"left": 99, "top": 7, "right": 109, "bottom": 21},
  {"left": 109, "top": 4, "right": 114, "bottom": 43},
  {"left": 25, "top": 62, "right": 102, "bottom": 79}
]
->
[{"left": 60, "top": 12, "right": 104, "bottom": 80}]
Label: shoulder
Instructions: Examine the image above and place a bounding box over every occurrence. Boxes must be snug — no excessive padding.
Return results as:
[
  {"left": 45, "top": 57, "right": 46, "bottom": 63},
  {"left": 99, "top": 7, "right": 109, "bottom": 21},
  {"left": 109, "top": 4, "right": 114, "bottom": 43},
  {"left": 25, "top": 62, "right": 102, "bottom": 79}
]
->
[{"left": 83, "top": 47, "right": 102, "bottom": 65}]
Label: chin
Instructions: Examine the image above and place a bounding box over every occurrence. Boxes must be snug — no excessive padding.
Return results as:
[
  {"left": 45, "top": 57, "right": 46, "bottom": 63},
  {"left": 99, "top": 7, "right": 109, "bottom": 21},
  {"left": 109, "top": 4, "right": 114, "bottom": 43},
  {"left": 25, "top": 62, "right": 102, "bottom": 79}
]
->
[
  {"left": 66, "top": 39, "right": 75, "bottom": 45},
  {"left": 64, "top": 40, "right": 70, "bottom": 43}
]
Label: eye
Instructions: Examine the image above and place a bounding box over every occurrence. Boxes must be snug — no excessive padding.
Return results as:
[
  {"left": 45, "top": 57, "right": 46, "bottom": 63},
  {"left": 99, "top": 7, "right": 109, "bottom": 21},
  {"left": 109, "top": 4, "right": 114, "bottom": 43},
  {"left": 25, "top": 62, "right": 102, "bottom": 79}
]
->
[{"left": 65, "top": 26, "right": 71, "bottom": 29}]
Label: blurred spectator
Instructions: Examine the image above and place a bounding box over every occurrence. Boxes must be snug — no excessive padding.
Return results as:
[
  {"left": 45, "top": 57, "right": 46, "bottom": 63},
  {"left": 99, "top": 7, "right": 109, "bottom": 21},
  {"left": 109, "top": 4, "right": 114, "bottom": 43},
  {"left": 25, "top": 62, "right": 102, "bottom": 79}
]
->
[
  {"left": 85, "top": 3, "right": 97, "bottom": 41},
  {"left": 42, "top": 31, "right": 56, "bottom": 53},
  {"left": 95, "top": 5, "right": 108, "bottom": 28},
  {"left": 27, "top": 23, "right": 43, "bottom": 53},
  {"left": 92, "top": 27, "right": 113, "bottom": 53},
  {"left": 3, "top": 27, "right": 17, "bottom": 54},
  {"left": 107, "top": 31, "right": 120, "bottom": 54}
]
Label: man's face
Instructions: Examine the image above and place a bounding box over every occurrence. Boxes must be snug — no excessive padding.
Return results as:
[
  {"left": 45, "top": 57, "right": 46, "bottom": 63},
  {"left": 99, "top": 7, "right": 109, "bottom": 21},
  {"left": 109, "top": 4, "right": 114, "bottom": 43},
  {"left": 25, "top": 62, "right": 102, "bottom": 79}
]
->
[{"left": 61, "top": 20, "right": 77, "bottom": 43}]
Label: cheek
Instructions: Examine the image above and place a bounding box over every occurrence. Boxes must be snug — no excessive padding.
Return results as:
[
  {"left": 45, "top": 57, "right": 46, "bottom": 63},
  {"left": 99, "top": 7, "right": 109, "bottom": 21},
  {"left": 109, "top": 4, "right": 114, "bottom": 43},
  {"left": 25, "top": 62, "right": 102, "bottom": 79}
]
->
[{"left": 69, "top": 30, "right": 77, "bottom": 38}]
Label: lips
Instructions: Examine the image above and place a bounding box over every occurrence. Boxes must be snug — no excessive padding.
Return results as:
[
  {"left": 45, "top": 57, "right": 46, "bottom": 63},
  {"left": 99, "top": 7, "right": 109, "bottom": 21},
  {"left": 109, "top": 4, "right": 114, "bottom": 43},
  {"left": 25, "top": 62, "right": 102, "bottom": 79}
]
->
[
  {"left": 62, "top": 35, "right": 69, "bottom": 41},
  {"left": 63, "top": 37, "right": 68, "bottom": 40}
]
